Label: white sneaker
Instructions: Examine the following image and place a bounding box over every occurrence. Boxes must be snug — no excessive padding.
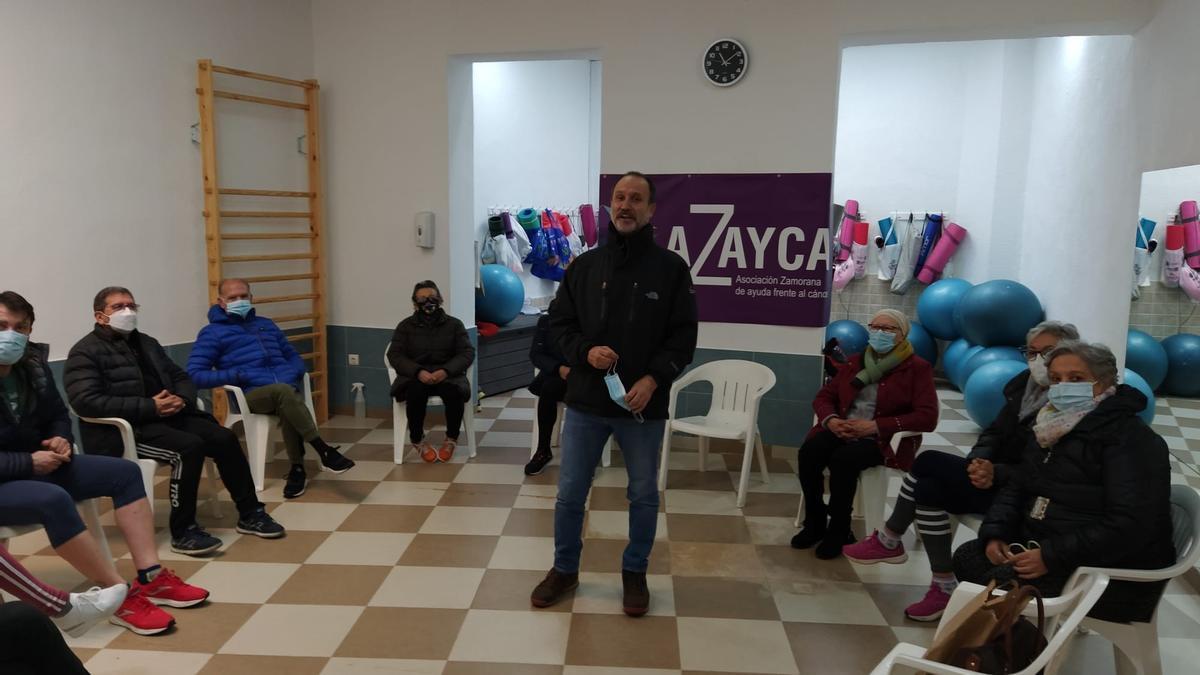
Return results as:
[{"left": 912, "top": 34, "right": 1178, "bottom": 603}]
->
[{"left": 53, "top": 583, "right": 129, "bottom": 637}]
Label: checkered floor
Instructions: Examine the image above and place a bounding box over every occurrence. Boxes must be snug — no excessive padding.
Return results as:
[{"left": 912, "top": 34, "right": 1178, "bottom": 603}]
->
[{"left": 4, "top": 387, "right": 1199, "bottom": 674}]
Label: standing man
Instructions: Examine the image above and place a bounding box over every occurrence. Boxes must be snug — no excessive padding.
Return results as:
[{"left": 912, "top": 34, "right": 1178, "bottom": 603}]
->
[
  {"left": 531, "top": 172, "right": 697, "bottom": 616},
  {"left": 187, "top": 278, "right": 354, "bottom": 499},
  {"left": 65, "top": 287, "right": 285, "bottom": 557}
]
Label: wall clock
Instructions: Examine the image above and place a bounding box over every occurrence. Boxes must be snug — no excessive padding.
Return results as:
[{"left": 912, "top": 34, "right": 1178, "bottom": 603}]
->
[{"left": 702, "top": 38, "right": 748, "bottom": 87}]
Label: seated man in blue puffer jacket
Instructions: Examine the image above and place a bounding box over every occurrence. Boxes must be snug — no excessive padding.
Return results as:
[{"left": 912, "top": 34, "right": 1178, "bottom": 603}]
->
[{"left": 187, "top": 279, "right": 354, "bottom": 499}]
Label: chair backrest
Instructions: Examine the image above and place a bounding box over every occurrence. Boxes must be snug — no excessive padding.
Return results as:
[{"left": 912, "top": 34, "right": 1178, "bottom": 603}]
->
[
  {"left": 1170, "top": 484, "right": 1200, "bottom": 571},
  {"left": 679, "top": 360, "right": 776, "bottom": 420},
  {"left": 384, "top": 345, "right": 396, "bottom": 384}
]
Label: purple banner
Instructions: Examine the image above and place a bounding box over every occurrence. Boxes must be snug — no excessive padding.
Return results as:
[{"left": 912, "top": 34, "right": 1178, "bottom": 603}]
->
[{"left": 599, "top": 173, "right": 832, "bottom": 327}]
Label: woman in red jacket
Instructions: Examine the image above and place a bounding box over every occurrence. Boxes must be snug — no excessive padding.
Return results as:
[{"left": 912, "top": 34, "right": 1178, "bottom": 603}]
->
[{"left": 793, "top": 309, "right": 938, "bottom": 559}]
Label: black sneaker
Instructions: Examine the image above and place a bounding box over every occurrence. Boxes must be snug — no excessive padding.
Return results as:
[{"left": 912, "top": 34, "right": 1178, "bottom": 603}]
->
[
  {"left": 524, "top": 449, "right": 553, "bottom": 476},
  {"left": 815, "top": 528, "right": 856, "bottom": 560},
  {"left": 317, "top": 446, "right": 355, "bottom": 474},
  {"left": 283, "top": 464, "right": 307, "bottom": 499},
  {"left": 530, "top": 568, "right": 578, "bottom": 608},
  {"left": 622, "top": 569, "right": 650, "bottom": 617},
  {"left": 170, "top": 525, "right": 223, "bottom": 556},
  {"left": 236, "top": 508, "right": 286, "bottom": 539},
  {"left": 790, "top": 523, "right": 827, "bottom": 550}
]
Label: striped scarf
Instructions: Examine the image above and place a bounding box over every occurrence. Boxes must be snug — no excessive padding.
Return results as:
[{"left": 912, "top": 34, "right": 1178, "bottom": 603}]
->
[{"left": 855, "top": 340, "right": 915, "bottom": 388}]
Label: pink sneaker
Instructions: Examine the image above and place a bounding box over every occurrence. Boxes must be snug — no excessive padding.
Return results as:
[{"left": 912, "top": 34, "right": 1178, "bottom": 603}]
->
[
  {"left": 904, "top": 582, "right": 952, "bottom": 622},
  {"left": 843, "top": 530, "right": 908, "bottom": 565}
]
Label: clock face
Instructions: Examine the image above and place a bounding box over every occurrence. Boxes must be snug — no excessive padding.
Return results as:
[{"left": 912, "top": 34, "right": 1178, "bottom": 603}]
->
[{"left": 703, "top": 39, "right": 748, "bottom": 87}]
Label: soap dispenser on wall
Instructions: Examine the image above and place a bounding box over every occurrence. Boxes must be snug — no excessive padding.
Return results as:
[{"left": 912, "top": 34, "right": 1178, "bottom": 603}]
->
[{"left": 415, "top": 211, "right": 435, "bottom": 248}]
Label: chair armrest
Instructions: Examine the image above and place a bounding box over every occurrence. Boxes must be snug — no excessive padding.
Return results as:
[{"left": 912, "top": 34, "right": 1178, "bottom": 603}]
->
[
  {"left": 78, "top": 416, "right": 137, "bottom": 462},
  {"left": 222, "top": 384, "right": 252, "bottom": 416},
  {"left": 889, "top": 430, "right": 922, "bottom": 451}
]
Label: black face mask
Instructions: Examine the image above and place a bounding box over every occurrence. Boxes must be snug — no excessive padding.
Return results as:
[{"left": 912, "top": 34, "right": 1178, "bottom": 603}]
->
[{"left": 419, "top": 298, "right": 441, "bottom": 314}]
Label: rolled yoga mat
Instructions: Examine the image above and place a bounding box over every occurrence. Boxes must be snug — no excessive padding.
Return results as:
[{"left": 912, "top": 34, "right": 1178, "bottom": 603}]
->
[
  {"left": 1182, "top": 201, "right": 1200, "bottom": 269},
  {"left": 916, "top": 222, "right": 968, "bottom": 284},
  {"left": 580, "top": 204, "right": 598, "bottom": 247},
  {"left": 1165, "top": 224, "right": 1185, "bottom": 288},
  {"left": 501, "top": 211, "right": 515, "bottom": 237},
  {"left": 913, "top": 213, "right": 943, "bottom": 276},
  {"left": 516, "top": 208, "right": 540, "bottom": 232},
  {"left": 837, "top": 199, "right": 859, "bottom": 262},
  {"left": 876, "top": 217, "right": 900, "bottom": 281},
  {"left": 851, "top": 220, "right": 870, "bottom": 279}
]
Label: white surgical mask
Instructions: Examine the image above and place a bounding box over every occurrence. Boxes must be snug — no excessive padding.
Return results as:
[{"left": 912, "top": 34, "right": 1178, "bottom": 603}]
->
[
  {"left": 1028, "top": 357, "right": 1050, "bottom": 387},
  {"left": 107, "top": 308, "right": 138, "bottom": 334}
]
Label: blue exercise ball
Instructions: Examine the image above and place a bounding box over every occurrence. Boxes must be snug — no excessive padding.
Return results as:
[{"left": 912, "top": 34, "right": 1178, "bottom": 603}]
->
[
  {"left": 1126, "top": 329, "right": 1169, "bottom": 392},
  {"left": 942, "top": 338, "right": 974, "bottom": 380},
  {"left": 907, "top": 322, "right": 938, "bottom": 367},
  {"left": 475, "top": 264, "right": 525, "bottom": 325},
  {"left": 954, "top": 280, "right": 1044, "bottom": 347},
  {"left": 964, "top": 360, "right": 1029, "bottom": 427},
  {"left": 1123, "top": 368, "right": 1157, "bottom": 425},
  {"left": 826, "top": 319, "right": 869, "bottom": 356},
  {"left": 916, "top": 278, "right": 973, "bottom": 340},
  {"left": 1162, "top": 333, "right": 1200, "bottom": 397},
  {"left": 949, "top": 344, "right": 986, "bottom": 390},
  {"left": 958, "top": 347, "right": 1025, "bottom": 393}
]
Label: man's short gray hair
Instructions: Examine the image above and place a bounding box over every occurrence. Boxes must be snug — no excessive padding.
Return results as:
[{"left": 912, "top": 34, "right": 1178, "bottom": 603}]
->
[
  {"left": 1026, "top": 320, "right": 1080, "bottom": 346},
  {"left": 218, "top": 278, "right": 251, "bottom": 297},
  {"left": 1045, "top": 340, "right": 1118, "bottom": 388}
]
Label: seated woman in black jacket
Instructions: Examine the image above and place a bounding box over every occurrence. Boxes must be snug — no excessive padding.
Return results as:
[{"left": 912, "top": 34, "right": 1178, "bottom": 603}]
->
[
  {"left": 953, "top": 340, "right": 1176, "bottom": 623},
  {"left": 525, "top": 301, "right": 568, "bottom": 476},
  {"left": 387, "top": 281, "right": 476, "bottom": 463}
]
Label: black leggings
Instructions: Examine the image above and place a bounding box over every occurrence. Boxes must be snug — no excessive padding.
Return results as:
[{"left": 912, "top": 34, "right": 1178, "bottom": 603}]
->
[
  {"left": 952, "top": 539, "right": 1068, "bottom": 598},
  {"left": 535, "top": 375, "right": 567, "bottom": 454},
  {"left": 798, "top": 430, "right": 883, "bottom": 529},
  {"left": 403, "top": 381, "right": 465, "bottom": 443},
  {"left": 0, "top": 602, "right": 90, "bottom": 675}
]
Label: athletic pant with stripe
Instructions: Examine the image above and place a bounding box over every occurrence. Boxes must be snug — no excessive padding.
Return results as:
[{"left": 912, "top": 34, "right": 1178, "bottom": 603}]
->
[
  {"left": 136, "top": 412, "right": 261, "bottom": 539},
  {"left": 0, "top": 546, "right": 68, "bottom": 616}
]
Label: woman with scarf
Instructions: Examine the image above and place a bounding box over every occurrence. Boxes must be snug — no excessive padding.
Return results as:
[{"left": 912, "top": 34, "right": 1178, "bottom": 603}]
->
[
  {"left": 953, "top": 341, "right": 1175, "bottom": 624},
  {"left": 387, "top": 280, "right": 476, "bottom": 463},
  {"left": 794, "top": 309, "right": 938, "bottom": 559},
  {"left": 843, "top": 321, "right": 1079, "bottom": 622}
]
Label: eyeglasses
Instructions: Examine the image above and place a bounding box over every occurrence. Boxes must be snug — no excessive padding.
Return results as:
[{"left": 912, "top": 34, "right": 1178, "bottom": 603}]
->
[
  {"left": 106, "top": 302, "right": 139, "bottom": 312},
  {"left": 867, "top": 324, "right": 902, "bottom": 333},
  {"left": 1008, "top": 540, "right": 1041, "bottom": 555},
  {"left": 1019, "top": 347, "right": 1050, "bottom": 362}
]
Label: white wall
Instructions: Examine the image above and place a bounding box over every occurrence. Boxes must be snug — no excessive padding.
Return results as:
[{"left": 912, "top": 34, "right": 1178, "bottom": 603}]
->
[
  {"left": 313, "top": 0, "right": 1150, "bottom": 356},
  {"left": 0, "top": 0, "right": 314, "bottom": 358},
  {"left": 1134, "top": 0, "right": 1200, "bottom": 174},
  {"left": 472, "top": 59, "right": 597, "bottom": 305}
]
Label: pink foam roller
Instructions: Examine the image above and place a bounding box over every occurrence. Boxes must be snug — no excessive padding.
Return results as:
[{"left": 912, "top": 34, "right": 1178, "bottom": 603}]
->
[
  {"left": 916, "top": 222, "right": 968, "bottom": 284},
  {"left": 851, "top": 220, "right": 870, "bottom": 279},
  {"left": 837, "top": 199, "right": 859, "bottom": 262},
  {"left": 1183, "top": 201, "right": 1200, "bottom": 269},
  {"left": 580, "top": 204, "right": 598, "bottom": 247},
  {"left": 1165, "top": 224, "right": 1185, "bottom": 287}
]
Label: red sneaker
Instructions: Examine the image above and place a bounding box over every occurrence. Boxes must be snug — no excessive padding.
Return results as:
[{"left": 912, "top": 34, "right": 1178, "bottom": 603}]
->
[
  {"left": 904, "top": 582, "right": 952, "bottom": 622},
  {"left": 843, "top": 530, "right": 908, "bottom": 565},
  {"left": 436, "top": 439, "right": 457, "bottom": 463},
  {"left": 109, "top": 590, "right": 175, "bottom": 635},
  {"left": 135, "top": 568, "right": 210, "bottom": 608}
]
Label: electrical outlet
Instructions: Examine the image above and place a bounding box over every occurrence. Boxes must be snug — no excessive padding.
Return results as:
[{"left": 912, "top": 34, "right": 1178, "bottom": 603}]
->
[{"left": 347, "top": 354, "right": 360, "bottom": 366}]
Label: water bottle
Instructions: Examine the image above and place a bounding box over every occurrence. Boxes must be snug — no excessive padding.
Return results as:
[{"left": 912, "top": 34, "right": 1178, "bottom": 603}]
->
[{"left": 351, "top": 382, "right": 366, "bottom": 419}]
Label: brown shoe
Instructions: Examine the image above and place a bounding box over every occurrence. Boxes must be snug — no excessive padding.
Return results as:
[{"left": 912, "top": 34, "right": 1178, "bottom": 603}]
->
[
  {"left": 622, "top": 569, "right": 649, "bottom": 617},
  {"left": 530, "top": 568, "right": 578, "bottom": 608}
]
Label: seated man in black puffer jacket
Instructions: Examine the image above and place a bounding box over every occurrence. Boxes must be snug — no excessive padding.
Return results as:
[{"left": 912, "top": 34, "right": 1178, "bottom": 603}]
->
[{"left": 953, "top": 340, "right": 1176, "bottom": 624}]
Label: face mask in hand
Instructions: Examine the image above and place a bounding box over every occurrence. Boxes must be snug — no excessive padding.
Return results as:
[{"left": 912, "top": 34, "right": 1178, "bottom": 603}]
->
[
  {"left": 0, "top": 330, "right": 29, "bottom": 366},
  {"left": 107, "top": 308, "right": 137, "bottom": 334},
  {"left": 604, "top": 365, "right": 644, "bottom": 423},
  {"left": 1048, "top": 381, "right": 1096, "bottom": 411},
  {"left": 867, "top": 330, "right": 896, "bottom": 354},
  {"left": 225, "top": 299, "right": 253, "bottom": 318},
  {"left": 1028, "top": 357, "right": 1050, "bottom": 387}
]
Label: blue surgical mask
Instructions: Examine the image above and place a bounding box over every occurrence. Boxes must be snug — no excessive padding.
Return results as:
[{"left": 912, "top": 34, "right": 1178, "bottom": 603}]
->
[
  {"left": 868, "top": 330, "right": 896, "bottom": 354},
  {"left": 225, "top": 299, "right": 253, "bottom": 318},
  {"left": 1048, "top": 381, "right": 1096, "bottom": 411},
  {"left": 0, "top": 330, "right": 29, "bottom": 366},
  {"left": 604, "top": 365, "right": 644, "bottom": 423}
]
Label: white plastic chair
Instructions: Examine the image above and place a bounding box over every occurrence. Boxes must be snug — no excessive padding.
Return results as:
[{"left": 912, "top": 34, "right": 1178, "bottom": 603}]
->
[
  {"left": 870, "top": 572, "right": 1112, "bottom": 675},
  {"left": 0, "top": 444, "right": 114, "bottom": 568},
  {"left": 658, "top": 360, "right": 776, "bottom": 508},
  {"left": 222, "top": 372, "right": 319, "bottom": 491},
  {"left": 793, "top": 430, "right": 919, "bottom": 530},
  {"left": 77, "top": 412, "right": 222, "bottom": 518},
  {"left": 1068, "top": 484, "right": 1200, "bottom": 675},
  {"left": 528, "top": 372, "right": 610, "bottom": 468},
  {"left": 384, "top": 346, "right": 477, "bottom": 464}
]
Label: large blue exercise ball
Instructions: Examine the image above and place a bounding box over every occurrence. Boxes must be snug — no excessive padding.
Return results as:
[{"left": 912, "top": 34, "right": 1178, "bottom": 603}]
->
[
  {"left": 475, "top": 264, "right": 525, "bottom": 325},
  {"left": 1162, "top": 333, "right": 1200, "bottom": 397},
  {"left": 907, "top": 322, "right": 939, "bottom": 367},
  {"left": 949, "top": 344, "right": 986, "bottom": 390},
  {"left": 826, "top": 319, "right": 869, "bottom": 356},
  {"left": 958, "top": 347, "right": 1025, "bottom": 393},
  {"left": 916, "top": 278, "right": 973, "bottom": 340},
  {"left": 942, "top": 338, "right": 974, "bottom": 380},
  {"left": 954, "top": 280, "right": 1044, "bottom": 347},
  {"left": 1122, "top": 368, "right": 1157, "bottom": 425},
  {"left": 1126, "top": 330, "right": 1169, "bottom": 392},
  {"left": 964, "top": 360, "right": 1029, "bottom": 428}
]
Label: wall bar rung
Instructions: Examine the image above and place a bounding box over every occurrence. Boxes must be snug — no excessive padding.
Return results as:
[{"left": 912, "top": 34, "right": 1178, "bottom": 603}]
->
[
  {"left": 254, "top": 293, "right": 318, "bottom": 304},
  {"left": 286, "top": 332, "right": 319, "bottom": 342},
  {"left": 217, "top": 188, "right": 314, "bottom": 198},
  {"left": 236, "top": 273, "right": 318, "bottom": 283},
  {"left": 220, "top": 253, "right": 316, "bottom": 262},
  {"left": 217, "top": 210, "right": 311, "bottom": 218},
  {"left": 271, "top": 313, "right": 315, "bottom": 323},
  {"left": 207, "top": 89, "right": 309, "bottom": 110},
  {"left": 220, "top": 232, "right": 314, "bottom": 240},
  {"left": 298, "top": 352, "right": 317, "bottom": 361},
  {"left": 210, "top": 64, "right": 314, "bottom": 89}
]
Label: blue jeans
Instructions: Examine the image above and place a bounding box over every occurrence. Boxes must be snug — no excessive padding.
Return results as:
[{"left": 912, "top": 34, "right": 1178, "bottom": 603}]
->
[{"left": 554, "top": 407, "right": 666, "bottom": 574}]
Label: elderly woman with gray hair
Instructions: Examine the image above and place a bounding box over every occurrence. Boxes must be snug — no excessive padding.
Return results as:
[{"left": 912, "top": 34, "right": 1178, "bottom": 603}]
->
[
  {"left": 844, "top": 320, "right": 1078, "bottom": 622},
  {"left": 952, "top": 340, "right": 1175, "bottom": 624},
  {"left": 795, "top": 309, "right": 939, "bottom": 560}
]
